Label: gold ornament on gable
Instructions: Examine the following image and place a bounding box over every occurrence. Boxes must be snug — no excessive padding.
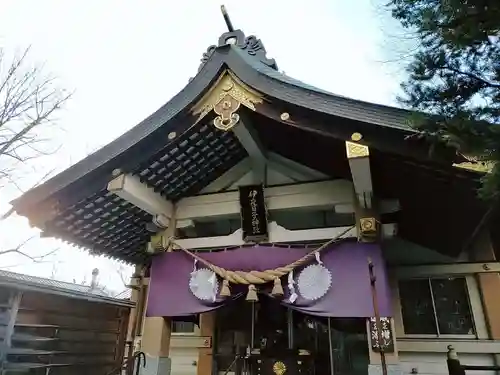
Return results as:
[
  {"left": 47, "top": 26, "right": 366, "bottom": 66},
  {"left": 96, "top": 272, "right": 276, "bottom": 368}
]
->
[
  {"left": 191, "top": 70, "right": 263, "bottom": 131},
  {"left": 351, "top": 132, "right": 363, "bottom": 142},
  {"left": 359, "top": 217, "right": 378, "bottom": 242},
  {"left": 453, "top": 153, "right": 494, "bottom": 173},
  {"left": 452, "top": 161, "right": 493, "bottom": 173},
  {"left": 213, "top": 94, "right": 241, "bottom": 131}
]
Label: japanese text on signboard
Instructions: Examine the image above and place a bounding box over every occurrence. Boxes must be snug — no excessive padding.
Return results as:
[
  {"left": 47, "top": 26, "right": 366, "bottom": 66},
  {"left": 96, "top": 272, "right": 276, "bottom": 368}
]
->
[{"left": 238, "top": 184, "right": 268, "bottom": 242}]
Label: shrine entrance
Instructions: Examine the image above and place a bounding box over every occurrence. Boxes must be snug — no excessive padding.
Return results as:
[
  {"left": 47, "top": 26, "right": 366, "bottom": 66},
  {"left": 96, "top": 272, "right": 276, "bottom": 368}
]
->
[{"left": 214, "top": 297, "right": 369, "bottom": 375}]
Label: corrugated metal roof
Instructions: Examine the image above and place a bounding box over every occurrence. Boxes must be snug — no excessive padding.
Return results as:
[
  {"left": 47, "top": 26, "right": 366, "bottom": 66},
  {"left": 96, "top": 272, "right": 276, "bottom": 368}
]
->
[
  {"left": 0, "top": 269, "right": 133, "bottom": 306},
  {"left": 113, "top": 288, "right": 132, "bottom": 300}
]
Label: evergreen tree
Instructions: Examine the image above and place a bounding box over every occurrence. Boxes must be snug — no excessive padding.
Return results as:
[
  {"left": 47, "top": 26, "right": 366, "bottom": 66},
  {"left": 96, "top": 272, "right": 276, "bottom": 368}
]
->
[{"left": 387, "top": 0, "right": 500, "bottom": 199}]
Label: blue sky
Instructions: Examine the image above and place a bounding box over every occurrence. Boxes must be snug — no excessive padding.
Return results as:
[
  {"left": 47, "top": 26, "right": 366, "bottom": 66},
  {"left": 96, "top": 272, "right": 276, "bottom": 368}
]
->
[{"left": 0, "top": 0, "right": 405, "bottom": 292}]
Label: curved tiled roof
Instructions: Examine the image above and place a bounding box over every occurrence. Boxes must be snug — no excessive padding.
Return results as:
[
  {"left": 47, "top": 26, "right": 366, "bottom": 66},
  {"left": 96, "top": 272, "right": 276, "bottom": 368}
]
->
[
  {"left": 11, "top": 29, "right": 416, "bottom": 215},
  {"left": 8, "top": 28, "right": 470, "bottom": 263},
  {"left": 230, "top": 46, "right": 412, "bottom": 131}
]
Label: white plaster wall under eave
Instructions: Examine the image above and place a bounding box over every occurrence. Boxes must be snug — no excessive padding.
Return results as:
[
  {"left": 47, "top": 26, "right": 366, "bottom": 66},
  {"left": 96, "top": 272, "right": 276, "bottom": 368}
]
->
[
  {"left": 201, "top": 154, "right": 330, "bottom": 194},
  {"left": 225, "top": 165, "right": 311, "bottom": 189}
]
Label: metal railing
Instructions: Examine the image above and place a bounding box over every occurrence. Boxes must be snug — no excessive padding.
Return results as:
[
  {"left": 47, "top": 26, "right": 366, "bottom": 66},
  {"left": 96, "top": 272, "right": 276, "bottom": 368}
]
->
[{"left": 447, "top": 345, "right": 500, "bottom": 375}]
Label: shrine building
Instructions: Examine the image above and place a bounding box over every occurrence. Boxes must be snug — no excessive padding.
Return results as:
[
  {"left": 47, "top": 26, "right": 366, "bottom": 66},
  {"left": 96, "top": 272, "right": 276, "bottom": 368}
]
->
[{"left": 10, "top": 10, "right": 500, "bottom": 375}]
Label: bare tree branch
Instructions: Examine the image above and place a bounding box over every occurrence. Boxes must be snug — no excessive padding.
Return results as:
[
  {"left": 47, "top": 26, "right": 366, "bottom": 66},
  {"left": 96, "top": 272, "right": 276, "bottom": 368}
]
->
[
  {"left": 0, "top": 236, "right": 59, "bottom": 262},
  {"left": 0, "top": 46, "right": 72, "bottom": 188},
  {"left": 116, "top": 264, "right": 131, "bottom": 287},
  {"left": 0, "top": 46, "right": 70, "bottom": 267}
]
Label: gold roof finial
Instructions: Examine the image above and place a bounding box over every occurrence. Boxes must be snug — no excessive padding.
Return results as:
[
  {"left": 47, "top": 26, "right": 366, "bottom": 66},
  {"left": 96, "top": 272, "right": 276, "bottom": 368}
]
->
[{"left": 220, "top": 5, "right": 235, "bottom": 32}]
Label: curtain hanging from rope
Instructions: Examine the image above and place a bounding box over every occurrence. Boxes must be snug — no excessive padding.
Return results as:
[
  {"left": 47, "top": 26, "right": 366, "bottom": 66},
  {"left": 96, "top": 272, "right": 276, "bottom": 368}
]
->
[{"left": 146, "top": 241, "right": 392, "bottom": 318}]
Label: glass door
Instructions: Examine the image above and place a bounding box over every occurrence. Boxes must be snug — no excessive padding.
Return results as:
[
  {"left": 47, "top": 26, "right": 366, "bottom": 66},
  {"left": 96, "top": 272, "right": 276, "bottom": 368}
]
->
[
  {"left": 293, "top": 314, "right": 369, "bottom": 375},
  {"left": 213, "top": 297, "right": 370, "bottom": 375}
]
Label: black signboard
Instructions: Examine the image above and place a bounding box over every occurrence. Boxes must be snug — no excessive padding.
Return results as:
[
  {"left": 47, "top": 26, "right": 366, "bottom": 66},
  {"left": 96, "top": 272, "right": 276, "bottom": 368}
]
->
[
  {"left": 239, "top": 184, "right": 268, "bottom": 242},
  {"left": 369, "top": 316, "right": 395, "bottom": 353}
]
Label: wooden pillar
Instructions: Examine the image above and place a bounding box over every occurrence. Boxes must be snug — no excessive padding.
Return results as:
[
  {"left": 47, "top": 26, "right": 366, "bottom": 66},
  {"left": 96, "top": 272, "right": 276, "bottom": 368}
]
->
[
  {"left": 141, "top": 317, "right": 171, "bottom": 358},
  {"left": 140, "top": 269, "right": 171, "bottom": 359},
  {"left": 345, "top": 133, "right": 401, "bottom": 375},
  {"left": 135, "top": 270, "right": 172, "bottom": 375},
  {"left": 126, "top": 266, "right": 144, "bottom": 355},
  {"left": 472, "top": 229, "right": 500, "bottom": 338},
  {"left": 197, "top": 312, "right": 215, "bottom": 375}
]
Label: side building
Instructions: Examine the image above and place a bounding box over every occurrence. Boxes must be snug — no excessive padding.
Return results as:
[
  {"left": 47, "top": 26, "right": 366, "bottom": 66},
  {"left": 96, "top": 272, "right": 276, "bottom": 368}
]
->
[
  {"left": 10, "top": 22, "right": 500, "bottom": 375},
  {"left": 0, "top": 269, "right": 133, "bottom": 374}
]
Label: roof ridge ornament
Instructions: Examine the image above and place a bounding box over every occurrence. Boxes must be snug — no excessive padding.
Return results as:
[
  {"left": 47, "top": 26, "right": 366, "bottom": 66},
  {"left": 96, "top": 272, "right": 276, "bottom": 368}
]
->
[
  {"left": 221, "top": 5, "right": 235, "bottom": 32},
  {"left": 198, "top": 5, "right": 278, "bottom": 71}
]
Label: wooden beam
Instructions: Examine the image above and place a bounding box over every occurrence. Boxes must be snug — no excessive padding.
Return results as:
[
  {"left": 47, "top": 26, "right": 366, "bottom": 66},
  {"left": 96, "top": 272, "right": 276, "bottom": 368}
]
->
[
  {"left": 392, "top": 262, "right": 500, "bottom": 278},
  {"left": 201, "top": 159, "right": 252, "bottom": 193},
  {"left": 175, "top": 221, "right": 397, "bottom": 250},
  {"left": 107, "top": 173, "right": 174, "bottom": 220},
  {"left": 232, "top": 117, "right": 267, "bottom": 183},
  {"left": 346, "top": 135, "right": 373, "bottom": 209},
  {"left": 267, "top": 152, "right": 329, "bottom": 182},
  {"left": 232, "top": 118, "right": 266, "bottom": 165},
  {"left": 335, "top": 199, "right": 400, "bottom": 214},
  {"left": 201, "top": 154, "right": 328, "bottom": 193},
  {"left": 177, "top": 180, "right": 353, "bottom": 221},
  {"left": 107, "top": 174, "right": 398, "bottom": 227}
]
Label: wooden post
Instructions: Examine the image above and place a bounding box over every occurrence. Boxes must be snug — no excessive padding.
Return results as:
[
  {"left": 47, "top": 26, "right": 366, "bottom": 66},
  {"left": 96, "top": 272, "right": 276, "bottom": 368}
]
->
[
  {"left": 135, "top": 213, "right": 177, "bottom": 374},
  {"left": 447, "top": 345, "right": 465, "bottom": 375},
  {"left": 141, "top": 317, "right": 171, "bottom": 358},
  {"left": 470, "top": 229, "right": 500, "bottom": 371},
  {"left": 140, "top": 266, "right": 171, "bottom": 373},
  {"left": 368, "top": 258, "right": 388, "bottom": 375},
  {"left": 472, "top": 230, "right": 500, "bottom": 338},
  {"left": 125, "top": 267, "right": 144, "bottom": 375},
  {"left": 197, "top": 312, "right": 215, "bottom": 375}
]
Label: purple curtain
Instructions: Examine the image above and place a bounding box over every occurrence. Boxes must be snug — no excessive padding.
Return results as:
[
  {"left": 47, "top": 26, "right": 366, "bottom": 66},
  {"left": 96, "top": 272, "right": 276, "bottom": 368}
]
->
[{"left": 147, "top": 241, "right": 392, "bottom": 318}]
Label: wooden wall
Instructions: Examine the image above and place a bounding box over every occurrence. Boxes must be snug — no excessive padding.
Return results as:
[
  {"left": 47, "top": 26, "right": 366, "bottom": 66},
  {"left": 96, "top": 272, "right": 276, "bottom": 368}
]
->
[{"left": 0, "top": 286, "right": 131, "bottom": 375}]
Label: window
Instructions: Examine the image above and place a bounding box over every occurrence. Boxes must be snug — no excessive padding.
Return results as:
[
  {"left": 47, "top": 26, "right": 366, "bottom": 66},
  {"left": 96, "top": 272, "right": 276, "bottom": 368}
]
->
[
  {"left": 171, "top": 321, "right": 196, "bottom": 334},
  {"left": 398, "top": 277, "right": 475, "bottom": 336}
]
